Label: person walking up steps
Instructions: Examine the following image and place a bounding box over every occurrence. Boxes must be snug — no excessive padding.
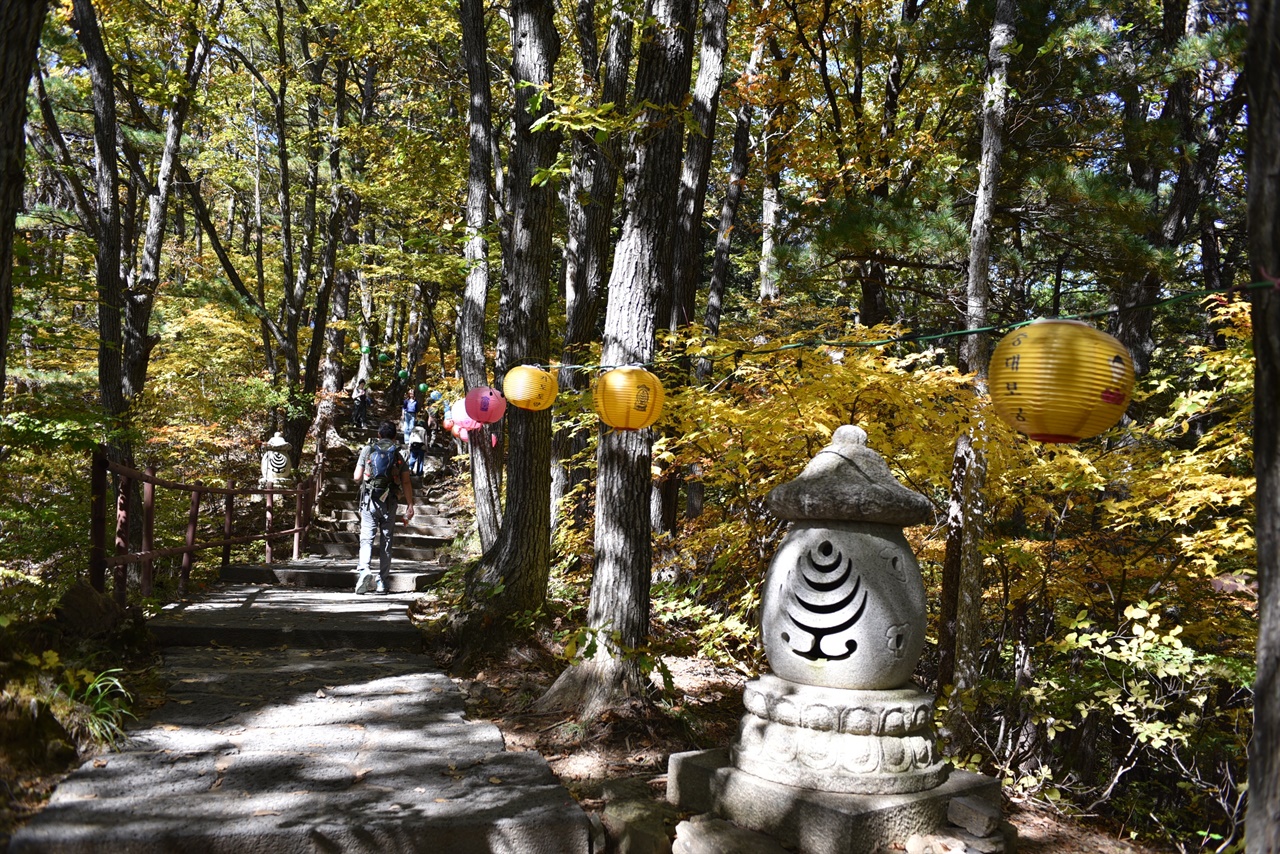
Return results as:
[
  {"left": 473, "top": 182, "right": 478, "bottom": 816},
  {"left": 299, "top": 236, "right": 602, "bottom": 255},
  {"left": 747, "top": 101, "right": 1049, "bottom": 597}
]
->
[
  {"left": 401, "top": 389, "right": 419, "bottom": 443},
  {"left": 351, "top": 379, "right": 371, "bottom": 428},
  {"left": 352, "top": 422, "right": 415, "bottom": 594}
]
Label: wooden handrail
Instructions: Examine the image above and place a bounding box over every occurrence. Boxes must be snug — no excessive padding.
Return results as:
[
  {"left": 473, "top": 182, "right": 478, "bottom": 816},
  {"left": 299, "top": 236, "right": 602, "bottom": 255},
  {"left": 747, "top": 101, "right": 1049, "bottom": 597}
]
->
[
  {"left": 90, "top": 445, "right": 317, "bottom": 601},
  {"left": 101, "top": 458, "right": 311, "bottom": 497},
  {"left": 101, "top": 526, "right": 307, "bottom": 567}
]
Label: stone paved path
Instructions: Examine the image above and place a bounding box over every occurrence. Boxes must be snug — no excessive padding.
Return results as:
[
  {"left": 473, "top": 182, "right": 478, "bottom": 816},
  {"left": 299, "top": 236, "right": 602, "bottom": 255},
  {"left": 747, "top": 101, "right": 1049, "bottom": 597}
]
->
[{"left": 10, "top": 582, "right": 593, "bottom": 854}]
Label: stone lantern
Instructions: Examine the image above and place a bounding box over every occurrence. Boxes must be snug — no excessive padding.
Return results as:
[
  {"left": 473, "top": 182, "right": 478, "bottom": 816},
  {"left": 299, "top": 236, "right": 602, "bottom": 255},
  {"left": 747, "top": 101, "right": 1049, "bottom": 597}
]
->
[
  {"left": 668, "top": 425, "right": 1005, "bottom": 854},
  {"left": 260, "top": 433, "right": 293, "bottom": 490},
  {"left": 734, "top": 424, "right": 946, "bottom": 795}
]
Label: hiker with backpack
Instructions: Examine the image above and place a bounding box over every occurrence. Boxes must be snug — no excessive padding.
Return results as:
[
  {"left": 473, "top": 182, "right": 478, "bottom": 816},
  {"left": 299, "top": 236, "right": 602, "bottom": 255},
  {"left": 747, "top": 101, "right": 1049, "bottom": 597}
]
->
[{"left": 352, "top": 421, "right": 415, "bottom": 594}]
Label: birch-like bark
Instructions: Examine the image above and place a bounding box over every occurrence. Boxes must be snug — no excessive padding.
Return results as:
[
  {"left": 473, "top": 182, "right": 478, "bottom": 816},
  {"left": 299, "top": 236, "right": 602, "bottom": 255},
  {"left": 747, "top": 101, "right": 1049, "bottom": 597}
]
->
[
  {"left": 125, "top": 6, "right": 217, "bottom": 400},
  {"left": 697, "top": 37, "right": 762, "bottom": 382},
  {"left": 939, "top": 0, "right": 1015, "bottom": 753}
]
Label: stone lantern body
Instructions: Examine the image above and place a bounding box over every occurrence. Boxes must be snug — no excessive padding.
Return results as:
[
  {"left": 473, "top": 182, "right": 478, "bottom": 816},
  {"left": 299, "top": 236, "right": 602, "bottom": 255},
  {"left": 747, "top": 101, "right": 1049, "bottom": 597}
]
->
[
  {"left": 730, "top": 425, "right": 947, "bottom": 795},
  {"left": 260, "top": 433, "right": 293, "bottom": 489}
]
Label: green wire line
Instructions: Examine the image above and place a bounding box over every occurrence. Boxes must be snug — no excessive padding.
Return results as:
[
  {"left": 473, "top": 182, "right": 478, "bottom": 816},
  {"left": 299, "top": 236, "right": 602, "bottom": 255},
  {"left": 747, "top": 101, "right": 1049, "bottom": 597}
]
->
[{"left": 524, "top": 279, "right": 1276, "bottom": 376}]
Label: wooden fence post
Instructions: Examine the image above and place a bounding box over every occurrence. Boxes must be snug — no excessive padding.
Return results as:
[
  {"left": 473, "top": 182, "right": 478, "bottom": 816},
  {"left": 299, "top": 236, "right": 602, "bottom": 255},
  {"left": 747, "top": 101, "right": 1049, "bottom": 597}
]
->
[
  {"left": 89, "top": 446, "right": 108, "bottom": 593},
  {"left": 179, "top": 483, "right": 202, "bottom": 595},
  {"left": 293, "top": 481, "right": 306, "bottom": 560},
  {"left": 113, "top": 473, "right": 131, "bottom": 607},
  {"left": 141, "top": 466, "right": 156, "bottom": 597},
  {"left": 264, "top": 488, "right": 274, "bottom": 565},
  {"left": 223, "top": 482, "right": 235, "bottom": 569}
]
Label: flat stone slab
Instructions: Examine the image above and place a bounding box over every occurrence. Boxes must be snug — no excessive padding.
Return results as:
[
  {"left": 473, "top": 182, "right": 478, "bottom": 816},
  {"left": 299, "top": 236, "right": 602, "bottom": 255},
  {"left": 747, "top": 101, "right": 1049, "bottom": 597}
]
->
[
  {"left": 668, "top": 748, "right": 1000, "bottom": 854},
  {"left": 221, "top": 560, "right": 443, "bottom": 593},
  {"left": 11, "top": 647, "right": 591, "bottom": 854},
  {"left": 147, "top": 584, "right": 426, "bottom": 649}
]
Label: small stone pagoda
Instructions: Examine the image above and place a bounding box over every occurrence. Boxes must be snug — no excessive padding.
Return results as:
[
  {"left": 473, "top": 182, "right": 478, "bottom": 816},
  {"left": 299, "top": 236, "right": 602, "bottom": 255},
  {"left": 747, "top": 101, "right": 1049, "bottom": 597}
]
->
[{"left": 668, "top": 425, "right": 1006, "bottom": 854}]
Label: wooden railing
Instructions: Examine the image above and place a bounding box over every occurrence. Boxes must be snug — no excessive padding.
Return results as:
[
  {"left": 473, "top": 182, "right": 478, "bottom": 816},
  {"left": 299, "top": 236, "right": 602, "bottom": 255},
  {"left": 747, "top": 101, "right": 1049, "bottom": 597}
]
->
[{"left": 89, "top": 446, "right": 316, "bottom": 604}]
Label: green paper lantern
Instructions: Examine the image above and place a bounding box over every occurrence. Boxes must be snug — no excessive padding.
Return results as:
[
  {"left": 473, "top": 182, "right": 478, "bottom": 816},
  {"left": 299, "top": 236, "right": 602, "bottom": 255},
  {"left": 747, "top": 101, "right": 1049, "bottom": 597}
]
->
[
  {"left": 418, "top": 383, "right": 428, "bottom": 392},
  {"left": 360, "top": 345, "right": 370, "bottom": 354},
  {"left": 398, "top": 369, "right": 409, "bottom": 379},
  {"left": 378, "top": 352, "right": 390, "bottom": 363}
]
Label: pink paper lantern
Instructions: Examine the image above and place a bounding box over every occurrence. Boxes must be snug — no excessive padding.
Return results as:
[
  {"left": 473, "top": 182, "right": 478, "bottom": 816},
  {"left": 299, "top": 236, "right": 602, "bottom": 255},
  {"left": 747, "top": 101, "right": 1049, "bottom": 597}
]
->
[
  {"left": 458, "top": 427, "right": 470, "bottom": 443},
  {"left": 465, "top": 386, "right": 507, "bottom": 423},
  {"left": 450, "top": 399, "right": 480, "bottom": 430}
]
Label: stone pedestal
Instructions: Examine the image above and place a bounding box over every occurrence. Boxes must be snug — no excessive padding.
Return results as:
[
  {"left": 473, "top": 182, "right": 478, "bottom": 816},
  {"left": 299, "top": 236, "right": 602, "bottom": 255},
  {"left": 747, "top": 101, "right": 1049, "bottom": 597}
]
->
[
  {"left": 731, "top": 674, "right": 948, "bottom": 795},
  {"left": 668, "top": 749, "right": 1000, "bottom": 854}
]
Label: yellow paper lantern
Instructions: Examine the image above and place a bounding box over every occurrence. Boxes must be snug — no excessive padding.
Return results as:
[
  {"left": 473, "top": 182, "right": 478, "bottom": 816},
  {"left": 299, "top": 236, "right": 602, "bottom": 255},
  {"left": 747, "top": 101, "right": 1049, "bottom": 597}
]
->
[
  {"left": 593, "top": 367, "right": 665, "bottom": 430},
  {"left": 989, "top": 319, "right": 1135, "bottom": 443},
  {"left": 503, "top": 365, "right": 557, "bottom": 411}
]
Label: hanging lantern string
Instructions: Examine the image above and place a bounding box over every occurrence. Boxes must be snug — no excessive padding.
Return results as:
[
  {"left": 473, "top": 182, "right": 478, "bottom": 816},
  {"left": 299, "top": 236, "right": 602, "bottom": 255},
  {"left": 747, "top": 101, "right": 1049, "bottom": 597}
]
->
[{"left": 516, "top": 278, "right": 1276, "bottom": 377}]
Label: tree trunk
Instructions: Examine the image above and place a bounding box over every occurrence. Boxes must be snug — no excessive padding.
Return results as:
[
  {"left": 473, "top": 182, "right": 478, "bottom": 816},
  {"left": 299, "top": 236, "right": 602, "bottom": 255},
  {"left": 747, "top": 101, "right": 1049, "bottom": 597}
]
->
[
  {"left": 551, "top": 0, "right": 634, "bottom": 530},
  {"left": 669, "top": 0, "right": 728, "bottom": 334},
  {"left": 458, "top": 0, "right": 504, "bottom": 550},
  {"left": 455, "top": 0, "right": 562, "bottom": 658},
  {"left": 0, "top": 0, "right": 47, "bottom": 405},
  {"left": 687, "top": 36, "right": 762, "bottom": 519},
  {"left": 650, "top": 0, "right": 729, "bottom": 537},
  {"left": 1247, "top": 2, "right": 1280, "bottom": 850},
  {"left": 756, "top": 35, "right": 791, "bottom": 305},
  {"left": 541, "top": 0, "right": 695, "bottom": 720},
  {"left": 71, "top": 0, "right": 127, "bottom": 424},
  {"left": 758, "top": 141, "right": 782, "bottom": 303},
  {"left": 124, "top": 10, "right": 214, "bottom": 401},
  {"left": 938, "top": 0, "right": 1014, "bottom": 754},
  {"left": 312, "top": 57, "right": 354, "bottom": 486},
  {"left": 697, "top": 37, "right": 761, "bottom": 383}
]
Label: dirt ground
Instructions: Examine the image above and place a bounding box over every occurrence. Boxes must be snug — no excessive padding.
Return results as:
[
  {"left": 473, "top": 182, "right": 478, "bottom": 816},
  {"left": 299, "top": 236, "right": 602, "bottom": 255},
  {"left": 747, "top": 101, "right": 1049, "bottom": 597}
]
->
[{"left": 452, "top": 649, "right": 1172, "bottom": 854}]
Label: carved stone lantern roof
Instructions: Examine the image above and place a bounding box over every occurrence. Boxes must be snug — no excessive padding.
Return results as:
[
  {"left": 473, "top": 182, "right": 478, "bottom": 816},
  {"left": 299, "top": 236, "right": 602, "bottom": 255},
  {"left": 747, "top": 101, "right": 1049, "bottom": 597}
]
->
[
  {"left": 767, "top": 425, "right": 932, "bottom": 526},
  {"left": 264, "top": 432, "right": 292, "bottom": 452}
]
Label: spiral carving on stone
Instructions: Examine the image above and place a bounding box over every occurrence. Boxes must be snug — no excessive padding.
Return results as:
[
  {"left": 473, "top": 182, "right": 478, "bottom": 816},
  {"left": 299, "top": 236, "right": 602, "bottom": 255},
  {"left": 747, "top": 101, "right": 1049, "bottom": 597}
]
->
[
  {"left": 780, "top": 540, "right": 867, "bottom": 661},
  {"left": 264, "top": 451, "right": 288, "bottom": 475}
]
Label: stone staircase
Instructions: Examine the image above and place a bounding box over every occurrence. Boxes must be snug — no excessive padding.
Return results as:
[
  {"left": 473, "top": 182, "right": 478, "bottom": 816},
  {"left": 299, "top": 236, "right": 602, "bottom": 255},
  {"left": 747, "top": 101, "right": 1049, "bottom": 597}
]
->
[
  {"left": 9, "top": 395, "right": 594, "bottom": 853},
  {"left": 10, "top": 584, "right": 595, "bottom": 854},
  {"left": 308, "top": 466, "right": 459, "bottom": 564},
  {"left": 226, "top": 395, "right": 464, "bottom": 594}
]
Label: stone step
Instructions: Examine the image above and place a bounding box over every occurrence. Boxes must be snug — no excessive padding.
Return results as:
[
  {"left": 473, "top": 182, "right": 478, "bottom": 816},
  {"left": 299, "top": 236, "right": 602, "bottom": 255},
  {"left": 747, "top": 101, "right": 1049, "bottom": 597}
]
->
[
  {"left": 10, "top": 643, "right": 591, "bottom": 854},
  {"left": 146, "top": 585, "right": 429, "bottom": 648},
  {"left": 318, "top": 508, "right": 456, "bottom": 529},
  {"left": 306, "top": 542, "right": 442, "bottom": 563},
  {"left": 309, "top": 526, "right": 455, "bottom": 546},
  {"left": 220, "top": 561, "right": 442, "bottom": 593}
]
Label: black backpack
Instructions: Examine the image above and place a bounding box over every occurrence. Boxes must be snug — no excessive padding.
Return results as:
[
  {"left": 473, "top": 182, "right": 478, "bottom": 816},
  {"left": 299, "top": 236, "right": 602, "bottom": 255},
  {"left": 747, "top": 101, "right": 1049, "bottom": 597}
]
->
[{"left": 361, "top": 439, "right": 400, "bottom": 504}]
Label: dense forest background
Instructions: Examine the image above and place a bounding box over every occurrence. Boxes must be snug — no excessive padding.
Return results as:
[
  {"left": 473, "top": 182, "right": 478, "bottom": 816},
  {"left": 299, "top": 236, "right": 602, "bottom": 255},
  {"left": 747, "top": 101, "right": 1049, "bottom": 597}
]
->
[{"left": 0, "top": 0, "right": 1273, "bottom": 849}]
